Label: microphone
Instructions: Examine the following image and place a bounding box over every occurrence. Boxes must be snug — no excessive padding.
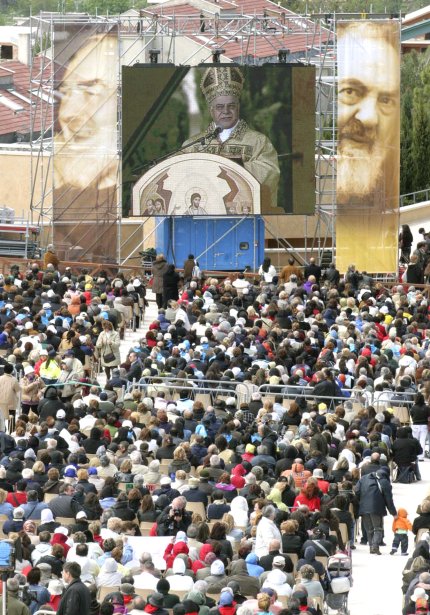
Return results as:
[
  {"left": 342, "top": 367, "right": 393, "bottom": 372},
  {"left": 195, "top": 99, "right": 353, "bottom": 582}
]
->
[{"left": 206, "top": 126, "right": 222, "bottom": 141}]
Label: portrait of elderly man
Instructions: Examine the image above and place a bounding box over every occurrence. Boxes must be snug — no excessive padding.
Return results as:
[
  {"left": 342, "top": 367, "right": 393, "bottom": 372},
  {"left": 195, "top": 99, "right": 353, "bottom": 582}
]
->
[
  {"left": 336, "top": 21, "right": 400, "bottom": 210},
  {"left": 52, "top": 31, "right": 118, "bottom": 261},
  {"left": 182, "top": 66, "right": 280, "bottom": 210}
]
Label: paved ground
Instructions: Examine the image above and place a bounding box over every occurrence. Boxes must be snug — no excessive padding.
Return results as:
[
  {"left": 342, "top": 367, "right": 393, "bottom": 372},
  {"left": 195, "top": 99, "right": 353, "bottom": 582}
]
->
[{"left": 118, "top": 292, "right": 428, "bottom": 615}]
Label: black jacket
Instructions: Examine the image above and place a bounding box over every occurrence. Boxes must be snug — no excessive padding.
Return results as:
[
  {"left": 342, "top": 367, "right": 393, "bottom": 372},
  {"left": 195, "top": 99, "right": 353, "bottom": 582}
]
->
[
  {"left": 38, "top": 386, "right": 64, "bottom": 421},
  {"left": 355, "top": 470, "right": 397, "bottom": 517},
  {"left": 259, "top": 550, "right": 294, "bottom": 573},
  {"left": 48, "top": 494, "right": 82, "bottom": 518},
  {"left": 392, "top": 436, "right": 422, "bottom": 466},
  {"left": 57, "top": 579, "right": 91, "bottom": 615}
]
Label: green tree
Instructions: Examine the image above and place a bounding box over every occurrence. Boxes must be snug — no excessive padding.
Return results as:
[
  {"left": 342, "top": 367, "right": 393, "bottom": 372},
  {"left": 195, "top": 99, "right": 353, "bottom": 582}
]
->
[{"left": 411, "top": 65, "right": 430, "bottom": 192}]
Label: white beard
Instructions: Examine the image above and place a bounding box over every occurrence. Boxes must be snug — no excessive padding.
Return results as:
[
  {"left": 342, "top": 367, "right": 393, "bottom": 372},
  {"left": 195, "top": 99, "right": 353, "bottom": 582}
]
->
[
  {"left": 54, "top": 149, "right": 117, "bottom": 190},
  {"left": 337, "top": 139, "right": 385, "bottom": 206}
]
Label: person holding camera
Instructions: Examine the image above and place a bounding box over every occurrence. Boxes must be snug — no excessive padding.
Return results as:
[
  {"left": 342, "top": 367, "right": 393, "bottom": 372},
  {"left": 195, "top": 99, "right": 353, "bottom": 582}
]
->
[{"left": 156, "top": 496, "right": 192, "bottom": 537}]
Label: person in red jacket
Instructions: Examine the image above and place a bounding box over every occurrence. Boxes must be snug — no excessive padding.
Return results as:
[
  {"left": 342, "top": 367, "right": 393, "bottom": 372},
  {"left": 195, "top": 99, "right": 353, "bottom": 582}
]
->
[
  {"left": 163, "top": 535, "right": 191, "bottom": 570},
  {"left": 293, "top": 478, "right": 322, "bottom": 512}
]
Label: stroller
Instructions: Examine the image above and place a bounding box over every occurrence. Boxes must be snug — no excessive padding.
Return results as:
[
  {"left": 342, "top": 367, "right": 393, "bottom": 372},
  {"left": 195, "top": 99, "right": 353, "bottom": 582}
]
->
[{"left": 324, "top": 552, "right": 352, "bottom": 614}]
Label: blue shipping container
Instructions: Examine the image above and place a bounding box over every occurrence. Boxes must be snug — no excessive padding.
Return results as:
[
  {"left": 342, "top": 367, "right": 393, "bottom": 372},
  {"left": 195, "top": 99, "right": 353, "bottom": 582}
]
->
[{"left": 155, "top": 216, "right": 265, "bottom": 271}]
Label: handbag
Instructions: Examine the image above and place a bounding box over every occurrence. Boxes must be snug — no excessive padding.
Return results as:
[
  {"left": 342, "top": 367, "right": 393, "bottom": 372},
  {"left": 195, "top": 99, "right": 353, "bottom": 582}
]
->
[{"left": 103, "top": 342, "right": 115, "bottom": 363}]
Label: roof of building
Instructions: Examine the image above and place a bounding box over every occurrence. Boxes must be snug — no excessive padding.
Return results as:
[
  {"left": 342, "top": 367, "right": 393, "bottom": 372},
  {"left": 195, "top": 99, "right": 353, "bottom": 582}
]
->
[
  {"left": 0, "top": 57, "right": 53, "bottom": 138},
  {"left": 140, "top": 0, "right": 326, "bottom": 60}
]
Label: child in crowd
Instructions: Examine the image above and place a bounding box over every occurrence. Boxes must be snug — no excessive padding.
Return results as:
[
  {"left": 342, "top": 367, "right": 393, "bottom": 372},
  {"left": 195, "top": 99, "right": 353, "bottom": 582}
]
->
[{"left": 391, "top": 507, "right": 412, "bottom": 556}]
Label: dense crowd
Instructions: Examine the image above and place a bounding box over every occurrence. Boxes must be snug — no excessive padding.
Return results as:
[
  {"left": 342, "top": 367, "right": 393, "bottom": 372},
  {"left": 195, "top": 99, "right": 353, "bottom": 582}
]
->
[{"left": 0, "top": 252, "right": 429, "bottom": 615}]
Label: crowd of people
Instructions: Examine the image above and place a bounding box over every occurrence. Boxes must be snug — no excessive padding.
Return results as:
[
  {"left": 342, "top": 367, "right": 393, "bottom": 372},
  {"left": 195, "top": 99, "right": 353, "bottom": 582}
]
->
[{"left": 0, "top": 253, "right": 428, "bottom": 614}]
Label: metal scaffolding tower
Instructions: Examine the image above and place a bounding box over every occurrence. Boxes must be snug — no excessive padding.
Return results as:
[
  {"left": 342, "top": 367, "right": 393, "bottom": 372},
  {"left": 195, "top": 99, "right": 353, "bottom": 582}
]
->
[{"left": 28, "top": 9, "right": 342, "bottom": 266}]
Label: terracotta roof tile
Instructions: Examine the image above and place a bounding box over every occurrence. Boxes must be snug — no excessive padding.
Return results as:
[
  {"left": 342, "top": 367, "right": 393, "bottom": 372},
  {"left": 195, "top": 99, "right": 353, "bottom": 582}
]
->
[{"left": 0, "top": 57, "right": 53, "bottom": 139}]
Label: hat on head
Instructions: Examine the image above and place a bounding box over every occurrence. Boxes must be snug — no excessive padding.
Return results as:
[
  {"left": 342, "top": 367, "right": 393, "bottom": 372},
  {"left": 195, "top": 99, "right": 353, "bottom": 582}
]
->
[
  {"left": 210, "top": 560, "right": 225, "bottom": 576},
  {"left": 318, "top": 403, "right": 327, "bottom": 414},
  {"left": 412, "top": 588, "right": 429, "bottom": 602},
  {"left": 219, "top": 592, "right": 233, "bottom": 607},
  {"left": 76, "top": 511, "right": 87, "bottom": 520},
  {"left": 172, "top": 558, "right": 186, "bottom": 575},
  {"left": 160, "top": 476, "right": 171, "bottom": 486},
  {"left": 13, "top": 507, "right": 25, "bottom": 519},
  {"left": 64, "top": 466, "right": 77, "bottom": 478},
  {"left": 183, "top": 600, "right": 200, "bottom": 614},
  {"left": 201, "top": 66, "right": 244, "bottom": 105},
  {"left": 175, "top": 531, "right": 188, "bottom": 544},
  {"left": 48, "top": 579, "right": 64, "bottom": 596},
  {"left": 149, "top": 593, "right": 164, "bottom": 608},
  {"left": 273, "top": 556, "right": 285, "bottom": 567},
  {"left": 88, "top": 467, "right": 97, "bottom": 475},
  {"left": 230, "top": 474, "right": 245, "bottom": 489},
  {"left": 56, "top": 409, "right": 66, "bottom": 419},
  {"left": 157, "top": 579, "right": 170, "bottom": 594},
  {"left": 120, "top": 583, "right": 135, "bottom": 596},
  {"left": 188, "top": 477, "right": 200, "bottom": 487},
  {"left": 313, "top": 469, "right": 324, "bottom": 479}
]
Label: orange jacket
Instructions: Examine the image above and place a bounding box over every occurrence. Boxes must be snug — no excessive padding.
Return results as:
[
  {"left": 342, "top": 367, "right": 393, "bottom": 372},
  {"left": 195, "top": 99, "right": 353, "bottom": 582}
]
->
[{"left": 392, "top": 508, "right": 412, "bottom": 532}]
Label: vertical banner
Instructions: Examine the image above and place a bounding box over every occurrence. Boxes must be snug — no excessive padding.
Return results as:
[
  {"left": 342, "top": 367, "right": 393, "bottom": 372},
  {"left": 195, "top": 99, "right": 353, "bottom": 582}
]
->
[
  {"left": 336, "top": 21, "right": 400, "bottom": 273},
  {"left": 53, "top": 26, "right": 119, "bottom": 263}
]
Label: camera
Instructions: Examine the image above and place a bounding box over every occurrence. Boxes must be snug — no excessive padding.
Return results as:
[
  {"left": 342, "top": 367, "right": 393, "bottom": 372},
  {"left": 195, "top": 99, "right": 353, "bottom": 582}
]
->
[{"left": 173, "top": 509, "right": 182, "bottom": 516}]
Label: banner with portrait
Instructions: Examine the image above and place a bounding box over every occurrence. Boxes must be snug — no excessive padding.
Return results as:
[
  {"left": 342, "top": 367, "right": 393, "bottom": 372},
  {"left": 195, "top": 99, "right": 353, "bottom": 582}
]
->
[
  {"left": 52, "top": 24, "right": 119, "bottom": 263},
  {"left": 336, "top": 20, "right": 400, "bottom": 273},
  {"left": 122, "top": 64, "right": 315, "bottom": 216}
]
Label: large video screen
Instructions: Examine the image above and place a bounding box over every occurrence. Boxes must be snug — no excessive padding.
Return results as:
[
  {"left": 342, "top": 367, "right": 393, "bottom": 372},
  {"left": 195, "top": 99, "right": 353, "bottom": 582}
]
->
[
  {"left": 122, "top": 64, "right": 315, "bottom": 216},
  {"left": 52, "top": 25, "right": 119, "bottom": 262}
]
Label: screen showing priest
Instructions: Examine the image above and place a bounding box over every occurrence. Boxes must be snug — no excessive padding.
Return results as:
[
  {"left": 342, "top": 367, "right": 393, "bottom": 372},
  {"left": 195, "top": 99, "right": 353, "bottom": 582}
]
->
[{"left": 122, "top": 64, "right": 315, "bottom": 216}]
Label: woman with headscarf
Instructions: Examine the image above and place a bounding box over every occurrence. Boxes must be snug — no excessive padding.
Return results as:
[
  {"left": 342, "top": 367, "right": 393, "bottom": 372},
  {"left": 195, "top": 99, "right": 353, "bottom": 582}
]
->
[
  {"left": 164, "top": 532, "right": 191, "bottom": 570},
  {"left": 50, "top": 528, "right": 70, "bottom": 557},
  {"left": 96, "top": 557, "right": 123, "bottom": 588},
  {"left": 192, "top": 544, "right": 214, "bottom": 575},
  {"left": 38, "top": 508, "right": 60, "bottom": 535}
]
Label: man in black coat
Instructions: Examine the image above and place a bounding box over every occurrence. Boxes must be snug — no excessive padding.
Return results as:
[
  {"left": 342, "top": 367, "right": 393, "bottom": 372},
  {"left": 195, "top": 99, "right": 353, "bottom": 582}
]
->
[
  {"left": 58, "top": 561, "right": 90, "bottom": 615},
  {"left": 258, "top": 539, "right": 294, "bottom": 573},
  {"left": 304, "top": 257, "right": 322, "bottom": 283},
  {"left": 392, "top": 427, "right": 423, "bottom": 481},
  {"left": 125, "top": 352, "right": 143, "bottom": 382},
  {"left": 355, "top": 467, "right": 397, "bottom": 554}
]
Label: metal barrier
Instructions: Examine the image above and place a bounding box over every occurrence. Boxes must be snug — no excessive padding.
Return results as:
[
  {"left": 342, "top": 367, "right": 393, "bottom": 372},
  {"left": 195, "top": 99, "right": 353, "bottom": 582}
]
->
[
  {"left": 125, "top": 375, "right": 418, "bottom": 410},
  {"left": 127, "top": 378, "right": 239, "bottom": 402}
]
